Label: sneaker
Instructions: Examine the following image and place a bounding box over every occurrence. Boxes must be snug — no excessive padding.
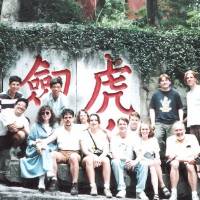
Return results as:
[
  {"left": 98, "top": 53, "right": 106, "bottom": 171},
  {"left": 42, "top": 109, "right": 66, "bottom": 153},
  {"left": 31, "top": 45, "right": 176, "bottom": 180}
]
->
[
  {"left": 169, "top": 191, "right": 177, "bottom": 200},
  {"left": 104, "top": 188, "right": 112, "bottom": 198},
  {"left": 136, "top": 191, "right": 149, "bottom": 200},
  {"left": 116, "top": 190, "right": 126, "bottom": 198},
  {"left": 38, "top": 180, "right": 45, "bottom": 193},
  {"left": 192, "top": 192, "right": 200, "bottom": 200},
  {"left": 90, "top": 185, "right": 98, "bottom": 196},
  {"left": 70, "top": 183, "right": 78, "bottom": 195},
  {"left": 10, "top": 147, "right": 18, "bottom": 160},
  {"left": 38, "top": 187, "right": 45, "bottom": 193},
  {"left": 48, "top": 179, "right": 57, "bottom": 192}
]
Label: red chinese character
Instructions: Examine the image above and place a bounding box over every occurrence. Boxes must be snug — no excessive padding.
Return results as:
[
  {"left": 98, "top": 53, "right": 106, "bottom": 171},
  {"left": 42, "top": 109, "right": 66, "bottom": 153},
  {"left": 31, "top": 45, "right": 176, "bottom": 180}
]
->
[
  {"left": 85, "top": 54, "right": 135, "bottom": 130},
  {"left": 21, "top": 55, "right": 71, "bottom": 105}
]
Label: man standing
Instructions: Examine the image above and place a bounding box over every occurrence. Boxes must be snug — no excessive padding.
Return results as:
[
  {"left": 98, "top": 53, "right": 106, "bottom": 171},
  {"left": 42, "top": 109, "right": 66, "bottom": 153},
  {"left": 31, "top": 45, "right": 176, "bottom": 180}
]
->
[
  {"left": 42, "top": 77, "right": 68, "bottom": 121},
  {"left": 166, "top": 121, "right": 199, "bottom": 200},
  {"left": 111, "top": 117, "right": 149, "bottom": 199},
  {"left": 40, "top": 108, "right": 81, "bottom": 195},
  {"left": 184, "top": 70, "right": 200, "bottom": 143},
  {"left": 0, "top": 76, "right": 23, "bottom": 112},
  {"left": 149, "top": 74, "right": 183, "bottom": 158}
]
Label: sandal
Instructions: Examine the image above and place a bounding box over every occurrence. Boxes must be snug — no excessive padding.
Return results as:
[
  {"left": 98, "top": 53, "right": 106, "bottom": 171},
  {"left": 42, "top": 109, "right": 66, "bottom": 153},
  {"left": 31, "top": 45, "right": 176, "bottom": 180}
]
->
[
  {"left": 153, "top": 194, "right": 159, "bottom": 200},
  {"left": 161, "top": 186, "right": 170, "bottom": 197},
  {"left": 196, "top": 170, "right": 200, "bottom": 179}
]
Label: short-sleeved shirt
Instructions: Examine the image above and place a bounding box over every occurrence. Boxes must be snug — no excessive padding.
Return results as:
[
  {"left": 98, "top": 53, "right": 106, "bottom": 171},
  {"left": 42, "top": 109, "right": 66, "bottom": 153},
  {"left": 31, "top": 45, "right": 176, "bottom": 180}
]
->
[
  {"left": 110, "top": 133, "right": 140, "bottom": 160},
  {"left": 166, "top": 134, "right": 200, "bottom": 159},
  {"left": 0, "top": 90, "right": 23, "bottom": 111},
  {"left": 149, "top": 88, "right": 183, "bottom": 124},
  {"left": 81, "top": 129, "right": 109, "bottom": 155},
  {"left": 137, "top": 137, "right": 160, "bottom": 160},
  {"left": 0, "top": 108, "right": 30, "bottom": 136},
  {"left": 41, "top": 92, "right": 68, "bottom": 118},
  {"left": 53, "top": 125, "right": 82, "bottom": 151},
  {"left": 187, "top": 85, "right": 200, "bottom": 127}
]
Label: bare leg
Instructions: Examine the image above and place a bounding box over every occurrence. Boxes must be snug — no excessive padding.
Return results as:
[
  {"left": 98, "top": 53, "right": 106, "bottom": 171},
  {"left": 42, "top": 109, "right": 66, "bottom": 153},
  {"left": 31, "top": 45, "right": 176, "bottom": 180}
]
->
[{"left": 68, "top": 153, "right": 81, "bottom": 183}]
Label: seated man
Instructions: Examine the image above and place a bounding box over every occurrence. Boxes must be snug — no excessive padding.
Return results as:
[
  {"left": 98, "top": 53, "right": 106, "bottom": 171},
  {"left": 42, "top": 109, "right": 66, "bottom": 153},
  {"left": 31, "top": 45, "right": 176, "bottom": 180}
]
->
[
  {"left": 166, "top": 121, "right": 200, "bottom": 200},
  {"left": 40, "top": 108, "right": 81, "bottom": 195},
  {"left": 0, "top": 98, "right": 30, "bottom": 157},
  {"left": 111, "top": 117, "right": 149, "bottom": 199}
]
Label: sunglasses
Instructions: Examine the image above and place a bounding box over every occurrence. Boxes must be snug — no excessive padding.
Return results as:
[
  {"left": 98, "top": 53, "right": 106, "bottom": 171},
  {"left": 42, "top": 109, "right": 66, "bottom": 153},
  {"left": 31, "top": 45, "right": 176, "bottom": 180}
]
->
[{"left": 41, "top": 111, "right": 50, "bottom": 116}]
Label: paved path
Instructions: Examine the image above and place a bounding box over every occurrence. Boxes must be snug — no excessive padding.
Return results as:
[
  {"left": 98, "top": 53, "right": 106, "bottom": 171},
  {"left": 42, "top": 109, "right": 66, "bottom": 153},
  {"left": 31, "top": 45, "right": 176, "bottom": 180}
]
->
[
  {"left": 0, "top": 183, "right": 177, "bottom": 200},
  {"left": 0, "top": 183, "right": 139, "bottom": 200}
]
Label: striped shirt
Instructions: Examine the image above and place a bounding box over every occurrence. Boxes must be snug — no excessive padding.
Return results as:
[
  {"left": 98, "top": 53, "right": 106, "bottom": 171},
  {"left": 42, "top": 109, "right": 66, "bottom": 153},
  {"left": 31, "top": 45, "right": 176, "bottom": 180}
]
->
[{"left": 0, "top": 90, "right": 23, "bottom": 111}]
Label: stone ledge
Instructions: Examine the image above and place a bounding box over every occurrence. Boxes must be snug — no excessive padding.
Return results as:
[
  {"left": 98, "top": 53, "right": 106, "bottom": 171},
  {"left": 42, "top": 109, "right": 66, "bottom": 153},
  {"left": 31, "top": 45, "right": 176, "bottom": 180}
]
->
[{"left": 0, "top": 157, "right": 199, "bottom": 199}]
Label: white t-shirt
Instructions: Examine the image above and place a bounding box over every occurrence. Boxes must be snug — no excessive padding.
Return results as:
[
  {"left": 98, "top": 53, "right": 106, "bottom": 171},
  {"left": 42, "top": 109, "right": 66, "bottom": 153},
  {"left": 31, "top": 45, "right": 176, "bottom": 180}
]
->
[
  {"left": 81, "top": 129, "right": 109, "bottom": 155},
  {"left": 137, "top": 137, "right": 160, "bottom": 164},
  {"left": 0, "top": 108, "right": 30, "bottom": 136},
  {"left": 166, "top": 134, "right": 200, "bottom": 160},
  {"left": 110, "top": 133, "right": 140, "bottom": 160},
  {"left": 53, "top": 124, "right": 82, "bottom": 151},
  {"left": 187, "top": 85, "right": 200, "bottom": 127}
]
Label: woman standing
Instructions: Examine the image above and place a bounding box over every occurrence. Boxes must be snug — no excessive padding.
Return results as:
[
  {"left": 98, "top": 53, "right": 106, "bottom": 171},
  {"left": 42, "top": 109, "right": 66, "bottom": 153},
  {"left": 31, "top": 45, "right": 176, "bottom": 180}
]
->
[
  {"left": 20, "top": 105, "right": 57, "bottom": 192},
  {"left": 80, "top": 113, "right": 112, "bottom": 198},
  {"left": 138, "top": 122, "right": 170, "bottom": 200}
]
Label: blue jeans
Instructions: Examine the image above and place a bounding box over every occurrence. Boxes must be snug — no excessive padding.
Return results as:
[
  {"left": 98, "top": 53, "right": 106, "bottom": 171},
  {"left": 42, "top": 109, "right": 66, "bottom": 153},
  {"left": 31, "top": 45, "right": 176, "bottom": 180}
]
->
[{"left": 111, "top": 159, "right": 148, "bottom": 193}]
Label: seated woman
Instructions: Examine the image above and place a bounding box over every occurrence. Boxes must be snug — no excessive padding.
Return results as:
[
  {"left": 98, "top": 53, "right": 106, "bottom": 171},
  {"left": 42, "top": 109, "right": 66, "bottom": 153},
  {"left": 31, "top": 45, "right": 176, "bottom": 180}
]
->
[
  {"left": 138, "top": 122, "right": 170, "bottom": 200},
  {"left": 20, "top": 105, "right": 57, "bottom": 192},
  {"left": 76, "top": 109, "right": 89, "bottom": 130},
  {"left": 80, "top": 113, "right": 112, "bottom": 198}
]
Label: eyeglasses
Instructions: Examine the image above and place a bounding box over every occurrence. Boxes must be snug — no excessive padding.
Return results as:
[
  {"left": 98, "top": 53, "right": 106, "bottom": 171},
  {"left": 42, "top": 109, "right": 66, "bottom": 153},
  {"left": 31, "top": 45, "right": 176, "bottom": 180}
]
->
[{"left": 41, "top": 111, "right": 50, "bottom": 116}]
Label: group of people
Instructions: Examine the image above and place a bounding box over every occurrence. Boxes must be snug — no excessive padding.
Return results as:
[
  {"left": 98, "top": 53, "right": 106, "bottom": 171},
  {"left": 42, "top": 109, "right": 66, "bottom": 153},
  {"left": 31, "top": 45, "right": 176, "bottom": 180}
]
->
[{"left": 0, "top": 71, "right": 200, "bottom": 200}]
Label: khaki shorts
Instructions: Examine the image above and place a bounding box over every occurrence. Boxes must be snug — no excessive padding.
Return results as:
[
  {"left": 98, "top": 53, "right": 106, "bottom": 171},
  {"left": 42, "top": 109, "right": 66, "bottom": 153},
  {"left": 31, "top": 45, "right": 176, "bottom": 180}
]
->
[{"left": 59, "top": 150, "right": 80, "bottom": 163}]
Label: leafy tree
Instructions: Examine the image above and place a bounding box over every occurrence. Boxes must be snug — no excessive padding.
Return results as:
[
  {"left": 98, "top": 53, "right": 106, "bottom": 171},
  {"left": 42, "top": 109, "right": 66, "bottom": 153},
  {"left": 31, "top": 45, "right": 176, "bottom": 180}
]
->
[
  {"left": 19, "top": 0, "right": 84, "bottom": 23},
  {"left": 157, "top": 0, "right": 197, "bottom": 28},
  {"left": 186, "top": 0, "right": 200, "bottom": 27},
  {"left": 95, "top": 0, "right": 132, "bottom": 28}
]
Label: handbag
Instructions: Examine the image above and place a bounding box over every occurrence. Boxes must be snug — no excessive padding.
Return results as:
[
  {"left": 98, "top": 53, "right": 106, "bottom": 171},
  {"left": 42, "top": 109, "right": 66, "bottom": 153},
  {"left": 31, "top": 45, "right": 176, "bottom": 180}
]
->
[{"left": 87, "top": 130, "right": 103, "bottom": 156}]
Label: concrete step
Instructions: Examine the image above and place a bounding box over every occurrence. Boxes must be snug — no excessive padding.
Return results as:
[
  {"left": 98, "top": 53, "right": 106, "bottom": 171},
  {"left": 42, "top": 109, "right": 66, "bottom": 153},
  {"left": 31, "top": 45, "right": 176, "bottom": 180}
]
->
[{"left": 0, "top": 183, "right": 138, "bottom": 200}]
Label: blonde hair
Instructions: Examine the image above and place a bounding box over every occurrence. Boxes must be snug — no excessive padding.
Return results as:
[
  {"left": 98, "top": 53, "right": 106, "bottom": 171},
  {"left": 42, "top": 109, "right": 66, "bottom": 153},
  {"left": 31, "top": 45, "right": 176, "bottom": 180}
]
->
[
  {"left": 139, "top": 121, "right": 154, "bottom": 138},
  {"left": 184, "top": 70, "right": 199, "bottom": 84}
]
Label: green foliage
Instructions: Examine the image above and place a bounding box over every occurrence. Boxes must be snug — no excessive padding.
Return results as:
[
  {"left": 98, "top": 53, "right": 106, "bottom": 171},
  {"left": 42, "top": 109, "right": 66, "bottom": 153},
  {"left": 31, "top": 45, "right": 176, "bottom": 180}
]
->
[
  {"left": 157, "top": 0, "right": 190, "bottom": 28},
  {"left": 187, "top": 9, "right": 200, "bottom": 27},
  {"left": 96, "top": 0, "right": 133, "bottom": 28},
  {"left": 19, "top": 0, "right": 84, "bottom": 23},
  {"left": 0, "top": 23, "right": 200, "bottom": 84}
]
